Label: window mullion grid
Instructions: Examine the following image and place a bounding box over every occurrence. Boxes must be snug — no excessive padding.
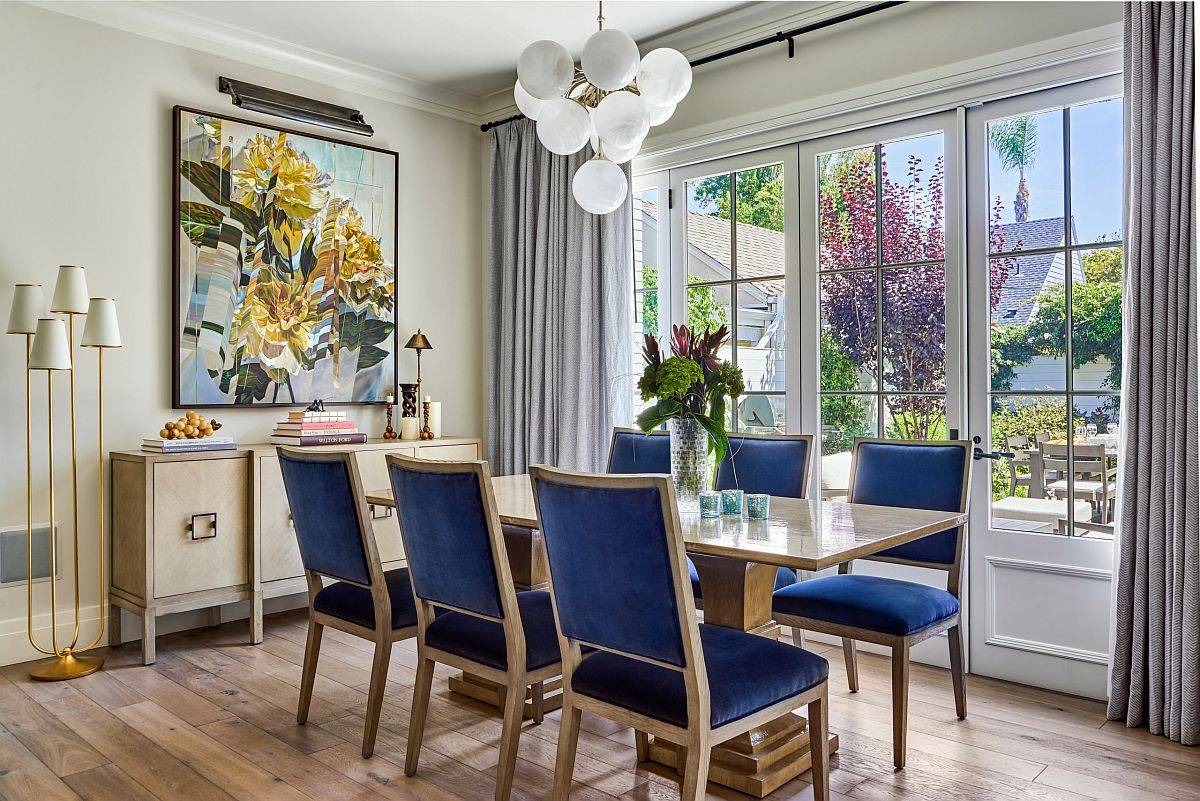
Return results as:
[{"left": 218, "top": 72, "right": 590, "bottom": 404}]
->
[
  {"left": 1063, "top": 107, "right": 1076, "bottom": 536},
  {"left": 729, "top": 172, "right": 739, "bottom": 432},
  {"left": 874, "top": 143, "right": 886, "bottom": 437}
]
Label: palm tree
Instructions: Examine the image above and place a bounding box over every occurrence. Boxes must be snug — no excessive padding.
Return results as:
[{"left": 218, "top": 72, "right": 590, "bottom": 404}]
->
[{"left": 989, "top": 115, "right": 1039, "bottom": 222}]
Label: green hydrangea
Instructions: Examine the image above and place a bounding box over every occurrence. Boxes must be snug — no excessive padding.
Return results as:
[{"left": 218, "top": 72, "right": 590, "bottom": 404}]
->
[
  {"left": 710, "top": 362, "right": 745, "bottom": 400},
  {"left": 637, "top": 364, "right": 658, "bottom": 402},
  {"left": 654, "top": 356, "right": 704, "bottom": 401}
]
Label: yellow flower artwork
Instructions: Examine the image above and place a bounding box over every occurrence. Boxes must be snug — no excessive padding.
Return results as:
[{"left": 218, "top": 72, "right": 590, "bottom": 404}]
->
[{"left": 174, "top": 108, "right": 397, "bottom": 406}]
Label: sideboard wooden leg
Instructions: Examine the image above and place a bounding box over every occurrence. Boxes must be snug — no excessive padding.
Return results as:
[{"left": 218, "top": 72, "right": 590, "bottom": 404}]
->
[
  {"left": 141, "top": 613, "right": 156, "bottom": 665},
  {"left": 250, "top": 591, "right": 264, "bottom": 644},
  {"left": 108, "top": 604, "right": 122, "bottom": 647}
]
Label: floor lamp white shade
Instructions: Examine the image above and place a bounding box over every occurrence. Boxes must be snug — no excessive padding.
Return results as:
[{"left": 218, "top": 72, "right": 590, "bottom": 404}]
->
[
  {"left": 81, "top": 298, "right": 121, "bottom": 348},
  {"left": 28, "top": 318, "right": 72, "bottom": 370},
  {"left": 49, "top": 265, "right": 89, "bottom": 314},
  {"left": 7, "top": 284, "right": 44, "bottom": 334}
]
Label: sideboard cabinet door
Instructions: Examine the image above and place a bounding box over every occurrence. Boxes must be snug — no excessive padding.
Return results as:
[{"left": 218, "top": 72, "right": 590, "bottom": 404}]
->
[{"left": 152, "top": 458, "right": 250, "bottom": 597}]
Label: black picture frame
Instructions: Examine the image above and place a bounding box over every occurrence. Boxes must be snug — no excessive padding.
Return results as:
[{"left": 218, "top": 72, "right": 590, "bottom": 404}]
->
[{"left": 172, "top": 105, "right": 399, "bottom": 409}]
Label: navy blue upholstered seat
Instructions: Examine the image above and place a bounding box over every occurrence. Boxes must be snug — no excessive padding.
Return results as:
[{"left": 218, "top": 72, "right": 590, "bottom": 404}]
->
[
  {"left": 313, "top": 568, "right": 419, "bottom": 631},
  {"left": 424, "top": 590, "right": 561, "bottom": 671},
  {"left": 572, "top": 624, "right": 828, "bottom": 727},
  {"left": 773, "top": 574, "right": 959, "bottom": 636},
  {"left": 607, "top": 429, "right": 670, "bottom": 474}
]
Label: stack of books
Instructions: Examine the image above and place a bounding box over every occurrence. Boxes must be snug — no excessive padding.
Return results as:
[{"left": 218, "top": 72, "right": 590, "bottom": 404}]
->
[
  {"left": 142, "top": 436, "right": 236, "bottom": 454},
  {"left": 270, "top": 409, "right": 367, "bottom": 446}
]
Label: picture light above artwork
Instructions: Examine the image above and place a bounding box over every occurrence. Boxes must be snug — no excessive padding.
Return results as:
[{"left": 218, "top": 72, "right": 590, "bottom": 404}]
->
[{"left": 218, "top": 76, "right": 375, "bottom": 137}]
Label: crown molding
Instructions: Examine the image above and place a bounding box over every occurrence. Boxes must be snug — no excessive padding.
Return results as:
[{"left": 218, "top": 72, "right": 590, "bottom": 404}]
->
[
  {"left": 635, "top": 20, "right": 1123, "bottom": 169},
  {"left": 26, "top": 0, "right": 485, "bottom": 124}
]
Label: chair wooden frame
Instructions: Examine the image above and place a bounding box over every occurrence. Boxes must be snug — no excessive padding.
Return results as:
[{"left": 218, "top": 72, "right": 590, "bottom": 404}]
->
[
  {"left": 1040, "top": 442, "right": 1117, "bottom": 523},
  {"left": 277, "top": 447, "right": 417, "bottom": 759},
  {"left": 528, "top": 466, "right": 830, "bottom": 801},
  {"left": 386, "top": 455, "right": 561, "bottom": 801},
  {"left": 772, "top": 437, "right": 971, "bottom": 770}
]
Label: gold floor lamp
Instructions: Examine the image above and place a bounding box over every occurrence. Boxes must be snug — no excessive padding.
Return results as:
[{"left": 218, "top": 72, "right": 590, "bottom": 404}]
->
[{"left": 6, "top": 266, "right": 121, "bottom": 681}]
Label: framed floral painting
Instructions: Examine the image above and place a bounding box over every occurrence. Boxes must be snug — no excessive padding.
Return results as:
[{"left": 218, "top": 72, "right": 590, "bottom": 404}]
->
[{"left": 173, "top": 106, "right": 398, "bottom": 407}]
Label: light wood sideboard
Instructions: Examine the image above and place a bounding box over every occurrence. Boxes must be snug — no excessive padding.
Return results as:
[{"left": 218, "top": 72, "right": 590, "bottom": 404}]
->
[{"left": 110, "top": 437, "right": 482, "bottom": 664}]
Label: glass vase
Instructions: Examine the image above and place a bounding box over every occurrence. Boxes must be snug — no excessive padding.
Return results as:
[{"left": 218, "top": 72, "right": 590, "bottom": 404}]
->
[{"left": 669, "top": 416, "right": 710, "bottom": 513}]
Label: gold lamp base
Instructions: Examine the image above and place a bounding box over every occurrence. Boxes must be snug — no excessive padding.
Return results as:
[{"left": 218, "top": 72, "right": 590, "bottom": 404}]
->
[{"left": 29, "top": 650, "right": 104, "bottom": 682}]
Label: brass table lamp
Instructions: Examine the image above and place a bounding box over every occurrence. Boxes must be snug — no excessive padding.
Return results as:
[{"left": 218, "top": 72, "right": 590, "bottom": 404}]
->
[{"left": 404, "top": 329, "right": 432, "bottom": 388}]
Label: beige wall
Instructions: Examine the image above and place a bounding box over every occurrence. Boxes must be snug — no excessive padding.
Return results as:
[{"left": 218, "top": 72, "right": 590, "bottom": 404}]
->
[{"left": 0, "top": 3, "right": 484, "bottom": 665}]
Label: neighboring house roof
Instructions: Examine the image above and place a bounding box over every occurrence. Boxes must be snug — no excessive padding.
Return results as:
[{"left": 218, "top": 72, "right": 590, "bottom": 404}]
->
[
  {"left": 641, "top": 200, "right": 785, "bottom": 297},
  {"left": 993, "top": 217, "right": 1083, "bottom": 326}
]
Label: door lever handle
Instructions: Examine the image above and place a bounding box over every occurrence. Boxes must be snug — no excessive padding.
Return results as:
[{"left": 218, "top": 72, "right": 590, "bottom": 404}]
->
[{"left": 973, "top": 447, "right": 1015, "bottom": 461}]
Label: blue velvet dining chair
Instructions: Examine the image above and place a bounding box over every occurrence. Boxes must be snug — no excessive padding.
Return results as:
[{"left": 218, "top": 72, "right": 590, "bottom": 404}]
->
[
  {"left": 714, "top": 432, "right": 815, "bottom": 595},
  {"left": 771, "top": 437, "right": 971, "bottom": 769},
  {"left": 386, "top": 455, "right": 563, "bottom": 801},
  {"left": 530, "top": 466, "right": 831, "bottom": 801},
  {"left": 606, "top": 426, "right": 670, "bottom": 473},
  {"left": 276, "top": 447, "right": 418, "bottom": 759}
]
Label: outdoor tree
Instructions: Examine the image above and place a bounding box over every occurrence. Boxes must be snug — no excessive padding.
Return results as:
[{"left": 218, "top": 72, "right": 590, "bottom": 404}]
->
[{"left": 989, "top": 115, "right": 1039, "bottom": 223}]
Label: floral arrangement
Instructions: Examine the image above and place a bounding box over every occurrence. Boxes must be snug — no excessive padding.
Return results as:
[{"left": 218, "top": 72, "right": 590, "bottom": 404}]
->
[{"left": 636, "top": 324, "right": 745, "bottom": 464}]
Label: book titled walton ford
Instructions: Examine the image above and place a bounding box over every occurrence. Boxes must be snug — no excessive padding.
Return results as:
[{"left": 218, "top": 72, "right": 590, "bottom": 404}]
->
[{"left": 270, "top": 409, "right": 365, "bottom": 446}]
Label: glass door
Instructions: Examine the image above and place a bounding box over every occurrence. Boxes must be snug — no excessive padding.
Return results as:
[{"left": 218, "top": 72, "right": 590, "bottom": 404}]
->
[
  {"left": 799, "top": 111, "right": 965, "bottom": 668},
  {"left": 669, "top": 147, "right": 800, "bottom": 434},
  {"left": 966, "top": 76, "right": 1123, "bottom": 697}
]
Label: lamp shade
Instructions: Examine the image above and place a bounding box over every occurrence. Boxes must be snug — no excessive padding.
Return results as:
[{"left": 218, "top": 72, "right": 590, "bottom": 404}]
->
[
  {"left": 7, "top": 283, "right": 44, "bottom": 334},
  {"left": 404, "top": 329, "right": 432, "bottom": 350},
  {"left": 50, "top": 265, "right": 89, "bottom": 314},
  {"left": 28, "top": 318, "right": 72, "bottom": 370},
  {"left": 81, "top": 297, "right": 121, "bottom": 348}
]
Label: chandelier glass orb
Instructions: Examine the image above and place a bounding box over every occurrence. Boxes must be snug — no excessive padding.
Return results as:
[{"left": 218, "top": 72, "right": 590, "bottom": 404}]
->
[{"left": 514, "top": 3, "right": 692, "bottom": 214}]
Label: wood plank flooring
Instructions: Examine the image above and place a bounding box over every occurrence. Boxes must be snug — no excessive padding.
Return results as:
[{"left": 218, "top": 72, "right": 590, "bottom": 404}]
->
[{"left": 1, "top": 609, "right": 1197, "bottom": 801}]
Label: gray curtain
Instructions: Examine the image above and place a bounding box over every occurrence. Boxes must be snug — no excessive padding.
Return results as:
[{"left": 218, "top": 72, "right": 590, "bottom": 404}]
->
[
  {"left": 1108, "top": 1, "right": 1199, "bottom": 746},
  {"left": 487, "top": 119, "right": 633, "bottom": 474}
]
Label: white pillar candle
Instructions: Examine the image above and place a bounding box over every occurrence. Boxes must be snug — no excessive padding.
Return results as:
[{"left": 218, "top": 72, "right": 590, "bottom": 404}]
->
[
  {"left": 429, "top": 401, "right": 442, "bottom": 438},
  {"left": 400, "top": 417, "right": 420, "bottom": 440}
]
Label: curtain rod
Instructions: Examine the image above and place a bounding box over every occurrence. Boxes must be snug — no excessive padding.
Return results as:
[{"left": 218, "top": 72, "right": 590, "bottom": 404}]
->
[{"left": 480, "top": 1, "right": 906, "bottom": 133}]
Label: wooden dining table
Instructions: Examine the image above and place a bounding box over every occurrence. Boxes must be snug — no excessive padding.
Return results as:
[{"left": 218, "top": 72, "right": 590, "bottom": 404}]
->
[{"left": 366, "top": 474, "right": 966, "bottom": 797}]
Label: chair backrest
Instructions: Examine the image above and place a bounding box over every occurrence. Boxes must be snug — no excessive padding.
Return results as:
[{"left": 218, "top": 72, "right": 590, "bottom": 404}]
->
[
  {"left": 1040, "top": 443, "right": 1110, "bottom": 487},
  {"left": 277, "top": 448, "right": 381, "bottom": 588},
  {"left": 715, "top": 433, "right": 813, "bottom": 499},
  {"left": 847, "top": 438, "right": 970, "bottom": 572},
  {"left": 529, "top": 466, "right": 703, "bottom": 673},
  {"left": 386, "top": 456, "right": 514, "bottom": 621},
  {"left": 606, "top": 427, "right": 671, "bottom": 474}
]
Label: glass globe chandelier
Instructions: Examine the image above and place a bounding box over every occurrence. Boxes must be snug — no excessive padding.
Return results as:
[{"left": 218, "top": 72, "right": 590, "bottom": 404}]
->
[{"left": 515, "top": 1, "right": 692, "bottom": 214}]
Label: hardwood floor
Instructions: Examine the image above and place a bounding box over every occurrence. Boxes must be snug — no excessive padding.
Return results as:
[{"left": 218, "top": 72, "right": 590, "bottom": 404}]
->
[{"left": 2, "top": 610, "right": 1197, "bottom": 801}]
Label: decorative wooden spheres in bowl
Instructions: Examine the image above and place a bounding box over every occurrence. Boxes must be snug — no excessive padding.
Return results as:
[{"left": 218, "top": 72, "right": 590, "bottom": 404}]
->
[{"left": 159, "top": 411, "right": 222, "bottom": 440}]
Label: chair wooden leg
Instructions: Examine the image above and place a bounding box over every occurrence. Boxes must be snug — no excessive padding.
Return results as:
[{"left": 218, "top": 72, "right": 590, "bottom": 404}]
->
[
  {"left": 680, "top": 731, "right": 711, "bottom": 801},
  {"left": 842, "top": 637, "right": 859, "bottom": 692},
  {"left": 792, "top": 627, "right": 805, "bottom": 648},
  {"left": 634, "top": 730, "right": 649, "bottom": 762},
  {"left": 948, "top": 624, "right": 967, "bottom": 720},
  {"left": 297, "top": 619, "right": 323, "bottom": 724},
  {"left": 405, "top": 655, "right": 435, "bottom": 775},
  {"left": 891, "top": 640, "right": 910, "bottom": 770},
  {"left": 361, "top": 639, "right": 392, "bottom": 758},
  {"left": 552, "top": 703, "right": 582, "bottom": 801},
  {"left": 494, "top": 678, "right": 526, "bottom": 801},
  {"left": 808, "top": 686, "right": 829, "bottom": 801},
  {"left": 531, "top": 681, "right": 545, "bottom": 724}
]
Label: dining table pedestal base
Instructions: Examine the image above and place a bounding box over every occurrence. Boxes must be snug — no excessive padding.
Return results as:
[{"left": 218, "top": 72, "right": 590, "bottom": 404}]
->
[
  {"left": 646, "top": 713, "right": 839, "bottom": 798},
  {"left": 448, "top": 672, "right": 563, "bottom": 720}
]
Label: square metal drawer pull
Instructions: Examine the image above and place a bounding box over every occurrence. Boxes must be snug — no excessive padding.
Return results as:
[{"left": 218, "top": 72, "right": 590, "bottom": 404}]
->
[{"left": 188, "top": 513, "right": 218, "bottom": 541}]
